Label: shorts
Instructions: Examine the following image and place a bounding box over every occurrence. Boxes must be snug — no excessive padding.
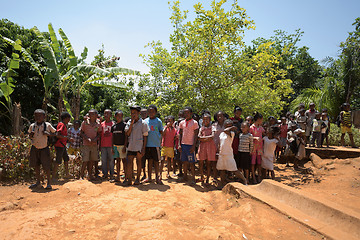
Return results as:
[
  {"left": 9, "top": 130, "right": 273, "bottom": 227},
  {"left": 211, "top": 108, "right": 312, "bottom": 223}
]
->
[
  {"left": 180, "top": 144, "right": 196, "bottom": 163},
  {"left": 251, "top": 152, "right": 262, "bottom": 165},
  {"left": 81, "top": 145, "right": 98, "bottom": 162},
  {"left": 29, "top": 146, "right": 51, "bottom": 171},
  {"left": 68, "top": 146, "right": 80, "bottom": 155},
  {"left": 341, "top": 125, "right": 352, "bottom": 134},
  {"left": 127, "top": 151, "right": 140, "bottom": 157},
  {"left": 113, "top": 145, "right": 126, "bottom": 159},
  {"left": 161, "top": 146, "right": 174, "bottom": 159},
  {"left": 279, "top": 137, "right": 287, "bottom": 148},
  {"left": 145, "top": 147, "right": 160, "bottom": 162},
  {"left": 237, "top": 151, "right": 251, "bottom": 170},
  {"left": 55, "top": 146, "right": 69, "bottom": 164}
]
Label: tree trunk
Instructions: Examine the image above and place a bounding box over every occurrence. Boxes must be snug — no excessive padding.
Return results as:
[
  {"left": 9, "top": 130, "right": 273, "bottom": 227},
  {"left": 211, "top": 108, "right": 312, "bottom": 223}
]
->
[
  {"left": 58, "top": 95, "right": 65, "bottom": 119},
  {"left": 74, "top": 91, "right": 81, "bottom": 120},
  {"left": 12, "top": 102, "right": 22, "bottom": 136}
]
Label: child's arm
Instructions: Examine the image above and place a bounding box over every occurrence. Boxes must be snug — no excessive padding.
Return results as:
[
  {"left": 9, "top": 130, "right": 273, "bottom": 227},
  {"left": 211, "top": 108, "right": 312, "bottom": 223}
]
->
[
  {"left": 249, "top": 135, "right": 254, "bottom": 153},
  {"left": 122, "top": 134, "right": 128, "bottom": 153},
  {"left": 223, "top": 126, "right": 236, "bottom": 136},
  {"left": 190, "top": 128, "right": 199, "bottom": 153}
]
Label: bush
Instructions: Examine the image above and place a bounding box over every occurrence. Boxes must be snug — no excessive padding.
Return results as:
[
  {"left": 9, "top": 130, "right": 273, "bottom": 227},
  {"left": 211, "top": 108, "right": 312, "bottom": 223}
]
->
[
  {"left": 327, "top": 123, "right": 360, "bottom": 146},
  {"left": 0, "top": 134, "right": 34, "bottom": 181}
]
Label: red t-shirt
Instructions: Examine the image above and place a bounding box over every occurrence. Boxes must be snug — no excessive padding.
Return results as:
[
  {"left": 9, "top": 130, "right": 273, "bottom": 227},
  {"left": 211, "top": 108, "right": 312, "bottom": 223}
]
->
[
  {"left": 55, "top": 122, "right": 67, "bottom": 147},
  {"left": 100, "top": 121, "right": 114, "bottom": 147},
  {"left": 162, "top": 126, "right": 177, "bottom": 147},
  {"left": 280, "top": 124, "right": 288, "bottom": 138}
]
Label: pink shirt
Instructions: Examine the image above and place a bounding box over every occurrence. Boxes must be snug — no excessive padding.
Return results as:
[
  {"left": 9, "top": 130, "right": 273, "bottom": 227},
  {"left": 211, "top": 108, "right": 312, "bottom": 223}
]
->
[
  {"left": 100, "top": 121, "right": 114, "bottom": 147},
  {"left": 162, "top": 126, "right": 177, "bottom": 147},
  {"left": 249, "top": 124, "right": 265, "bottom": 153},
  {"left": 81, "top": 120, "right": 101, "bottom": 146},
  {"left": 280, "top": 124, "right": 288, "bottom": 138},
  {"left": 179, "top": 119, "right": 199, "bottom": 145}
]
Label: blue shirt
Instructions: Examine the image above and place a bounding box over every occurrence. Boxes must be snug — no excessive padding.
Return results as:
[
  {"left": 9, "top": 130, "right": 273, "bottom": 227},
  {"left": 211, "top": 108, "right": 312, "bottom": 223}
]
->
[{"left": 145, "top": 117, "right": 163, "bottom": 147}]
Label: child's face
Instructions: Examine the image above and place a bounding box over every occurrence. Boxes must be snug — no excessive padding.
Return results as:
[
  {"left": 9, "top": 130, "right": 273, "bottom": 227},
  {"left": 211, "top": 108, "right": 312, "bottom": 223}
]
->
[
  {"left": 234, "top": 110, "right": 242, "bottom": 118},
  {"left": 74, "top": 122, "right": 80, "bottom": 129},
  {"left": 310, "top": 104, "right": 315, "bottom": 110},
  {"left": 217, "top": 113, "right": 224, "bottom": 123},
  {"left": 246, "top": 117, "right": 253, "bottom": 124},
  {"left": 34, "top": 113, "right": 45, "bottom": 123},
  {"left": 315, "top": 113, "right": 321, "bottom": 120},
  {"left": 63, "top": 117, "right": 71, "bottom": 124},
  {"left": 225, "top": 122, "right": 232, "bottom": 128},
  {"left": 140, "top": 109, "right": 148, "bottom": 119},
  {"left": 88, "top": 111, "right": 97, "bottom": 121},
  {"left": 300, "top": 111, "right": 305, "bottom": 116},
  {"left": 115, "top": 113, "right": 123, "bottom": 123},
  {"left": 104, "top": 110, "right": 112, "bottom": 121},
  {"left": 345, "top": 105, "right": 350, "bottom": 111},
  {"left": 256, "top": 117, "right": 263, "bottom": 125},
  {"left": 130, "top": 109, "right": 140, "bottom": 120},
  {"left": 202, "top": 116, "right": 211, "bottom": 127},
  {"left": 167, "top": 119, "right": 174, "bottom": 127},
  {"left": 321, "top": 114, "right": 327, "bottom": 120},
  {"left": 241, "top": 124, "right": 249, "bottom": 133},
  {"left": 148, "top": 108, "right": 157, "bottom": 119},
  {"left": 281, "top": 118, "right": 286, "bottom": 124},
  {"left": 184, "top": 109, "right": 192, "bottom": 120}
]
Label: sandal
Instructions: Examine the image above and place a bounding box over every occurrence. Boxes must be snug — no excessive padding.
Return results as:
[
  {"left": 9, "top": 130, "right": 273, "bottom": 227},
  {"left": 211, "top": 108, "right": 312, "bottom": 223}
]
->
[
  {"left": 29, "top": 183, "right": 40, "bottom": 189},
  {"left": 45, "top": 184, "right": 52, "bottom": 190}
]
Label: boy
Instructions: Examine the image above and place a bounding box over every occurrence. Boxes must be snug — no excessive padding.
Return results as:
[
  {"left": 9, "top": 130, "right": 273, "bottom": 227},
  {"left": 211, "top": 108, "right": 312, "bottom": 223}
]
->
[
  {"left": 311, "top": 112, "right": 322, "bottom": 147},
  {"left": 305, "top": 103, "right": 318, "bottom": 144},
  {"left": 140, "top": 107, "right": 148, "bottom": 181},
  {"left": 179, "top": 107, "right": 199, "bottom": 183},
  {"left": 296, "top": 109, "right": 306, "bottom": 131},
  {"left": 28, "top": 109, "right": 56, "bottom": 189},
  {"left": 68, "top": 120, "right": 82, "bottom": 156},
  {"left": 80, "top": 109, "right": 101, "bottom": 180},
  {"left": 112, "top": 110, "right": 127, "bottom": 182},
  {"left": 160, "top": 115, "right": 177, "bottom": 179},
  {"left": 53, "top": 112, "right": 72, "bottom": 181},
  {"left": 143, "top": 105, "right": 163, "bottom": 184},
  {"left": 99, "top": 109, "right": 114, "bottom": 180},
  {"left": 340, "top": 103, "right": 356, "bottom": 147},
  {"left": 125, "top": 105, "right": 149, "bottom": 185}
]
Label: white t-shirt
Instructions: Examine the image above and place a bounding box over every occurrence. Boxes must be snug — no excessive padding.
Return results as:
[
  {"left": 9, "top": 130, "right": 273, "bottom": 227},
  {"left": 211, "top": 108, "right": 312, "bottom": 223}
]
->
[
  {"left": 28, "top": 122, "right": 56, "bottom": 149},
  {"left": 262, "top": 136, "right": 278, "bottom": 170}
]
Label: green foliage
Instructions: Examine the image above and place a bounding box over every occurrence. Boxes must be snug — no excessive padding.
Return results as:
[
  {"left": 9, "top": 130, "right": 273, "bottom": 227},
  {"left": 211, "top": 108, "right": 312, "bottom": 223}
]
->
[
  {"left": 0, "top": 134, "right": 33, "bottom": 181},
  {"left": 328, "top": 123, "right": 360, "bottom": 146},
  {"left": 140, "top": 0, "right": 293, "bottom": 118}
]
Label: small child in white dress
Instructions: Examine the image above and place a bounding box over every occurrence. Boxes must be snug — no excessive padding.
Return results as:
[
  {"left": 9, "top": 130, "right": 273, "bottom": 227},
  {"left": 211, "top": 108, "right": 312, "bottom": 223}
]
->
[
  {"left": 262, "top": 126, "right": 281, "bottom": 179},
  {"left": 217, "top": 119, "right": 247, "bottom": 188}
]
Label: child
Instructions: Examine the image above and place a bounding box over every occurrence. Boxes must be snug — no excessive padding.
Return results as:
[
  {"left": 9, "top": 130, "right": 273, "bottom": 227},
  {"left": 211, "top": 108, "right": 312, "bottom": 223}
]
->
[
  {"left": 28, "top": 109, "right": 56, "bottom": 189},
  {"left": 100, "top": 109, "right": 114, "bottom": 180},
  {"left": 305, "top": 103, "right": 318, "bottom": 144},
  {"left": 213, "top": 111, "right": 226, "bottom": 152},
  {"left": 320, "top": 112, "right": 329, "bottom": 148},
  {"left": 249, "top": 112, "right": 265, "bottom": 184},
  {"left": 284, "top": 123, "right": 298, "bottom": 167},
  {"left": 179, "top": 107, "right": 199, "bottom": 184},
  {"left": 144, "top": 105, "right": 163, "bottom": 184},
  {"left": 216, "top": 119, "right": 247, "bottom": 188},
  {"left": 231, "top": 106, "right": 243, "bottom": 167},
  {"left": 321, "top": 109, "right": 330, "bottom": 148},
  {"left": 198, "top": 113, "right": 217, "bottom": 184},
  {"left": 237, "top": 121, "right": 253, "bottom": 184},
  {"left": 294, "top": 129, "right": 306, "bottom": 168},
  {"left": 140, "top": 107, "right": 148, "bottom": 180},
  {"left": 68, "top": 120, "right": 82, "bottom": 156},
  {"left": 53, "top": 112, "right": 72, "bottom": 181},
  {"left": 340, "top": 103, "right": 356, "bottom": 147},
  {"left": 246, "top": 116, "right": 254, "bottom": 125},
  {"left": 112, "top": 110, "right": 127, "bottom": 182},
  {"left": 311, "top": 112, "right": 322, "bottom": 147},
  {"left": 295, "top": 103, "right": 305, "bottom": 118},
  {"left": 125, "top": 105, "right": 149, "bottom": 185},
  {"left": 278, "top": 117, "right": 288, "bottom": 155},
  {"left": 160, "top": 116, "right": 177, "bottom": 179},
  {"left": 80, "top": 109, "right": 101, "bottom": 180},
  {"left": 296, "top": 109, "right": 307, "bottom": 131},
  {"left": 262, "top": 126, "right": 280, "bottom": 180}
]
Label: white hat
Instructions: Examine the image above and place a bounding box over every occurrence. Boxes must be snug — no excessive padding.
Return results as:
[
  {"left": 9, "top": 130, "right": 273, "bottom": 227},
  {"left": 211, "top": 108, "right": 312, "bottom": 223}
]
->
[{"left": 294, "top": 129, "right": 305, "bottom": 135}]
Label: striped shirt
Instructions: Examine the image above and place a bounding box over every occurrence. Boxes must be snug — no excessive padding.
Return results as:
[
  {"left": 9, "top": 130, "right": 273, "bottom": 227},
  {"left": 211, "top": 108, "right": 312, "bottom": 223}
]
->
[
  {"left": 238, "top": 133, "right": 254, "bottom": 153},
  {"left": 341, "top": 111, "right": 352, "bottom": 127}
]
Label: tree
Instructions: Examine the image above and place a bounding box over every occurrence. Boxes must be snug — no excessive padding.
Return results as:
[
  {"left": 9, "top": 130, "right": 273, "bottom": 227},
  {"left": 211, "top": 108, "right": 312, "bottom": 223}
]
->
[{"left": 140, "top": 0, "right": 292, "bottom": 117}]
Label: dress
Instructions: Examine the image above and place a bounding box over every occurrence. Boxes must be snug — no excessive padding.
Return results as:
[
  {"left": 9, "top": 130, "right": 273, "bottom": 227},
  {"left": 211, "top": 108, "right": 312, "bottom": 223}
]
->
[
  {"left": 249, "top": 124, "right": 265, "bottom": 164},
  {"left": 261, "top": 136, "right": 278, "bottom": 170},
  {"left": 216, "top": 132, "right": 238, "bottom": 171},
  {"left": 198, "top": 126, "right": 216, "bottom": 161}
]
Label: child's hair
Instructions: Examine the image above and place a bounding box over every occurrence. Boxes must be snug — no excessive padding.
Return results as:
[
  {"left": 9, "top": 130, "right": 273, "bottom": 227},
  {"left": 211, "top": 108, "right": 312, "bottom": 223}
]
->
[
  {"left": 89, "top": 109, "right": 98, "bottom": 114},
  {"left": 74, "top": 120, "right": 81, "bottom": 125},
  {"left": 234, "top": 106, "right": 242, "bottom": 113},
  {"left": 342, "top": 103, "right": 350, "bottom": 109},
  {"left": 124, "top": 117, "right": 131, "bottom": 123},
  {"left": 298, "top": 103, "right": 305, "bottom": 109},
  {"left": 299, "top": 108, "right": 306, "bottom": 113},
  {"left": 214, "top": 111, "right": 225, "bottom": 122},
  {"left": 253, "top": 112, "right": 263, "bottom": 122},
  {"left": 322, "top": 108, "right": 328, "bottom": 113},
  {"left": 148, "top": 104, "right": 158, "bottom": 112},
  {"left": 289, "top": 114, "right": 295, "bottom": 120},
  {"left": 241, "top": 121, "right": 250, "bottom": 128},
  {"left": 60, "top": 112, "right": 71, "bottom": 121},
  {"left": 184, "top": 106, "right": 193, "bottom": 113},
  {"left": 114, "top": 110, "right": 123, "bottom": 116},
  {"left": 269, "top": 125, "right": 280, "bottom": 136},
  {"left": 224, "top": 119, "right": 233, "bottom": 126},
  {"left": 202, "top": 113, "right": 211, "bottom": 119},
  {"left": 200, "top": 109, "right": 211, "bottom": 117},
  {"left": 192, "top": 113, "right": 200, "bottom": 120},
  {"left": 34, "top": 109, "right": 45, "bottom": 115},
  {"left": 246, "top": 116, "right": 253, "bottom": 121},
  {"left": 167, "top": 115, "right": 175, "bottom": 121},
  {"left": 280, "top": 116, "right": 286, "bottom": 121}
]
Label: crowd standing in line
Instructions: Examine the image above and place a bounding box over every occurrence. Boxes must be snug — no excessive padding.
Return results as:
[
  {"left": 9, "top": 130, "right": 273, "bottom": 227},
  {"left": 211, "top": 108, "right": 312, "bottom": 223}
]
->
[{"left": 27, "top": 102, "right": 357, "bottom": 189}]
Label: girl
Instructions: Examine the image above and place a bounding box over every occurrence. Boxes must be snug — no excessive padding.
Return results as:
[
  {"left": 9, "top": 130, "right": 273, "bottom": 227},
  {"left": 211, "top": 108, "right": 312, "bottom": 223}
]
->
[
  {"left": 216, "top": 119, "right": 247, "bottom": 188},
  {"left": 198, "top": 114, "right": 217, "bottom": 184},
  {"left": 160, "top": 116, "right": 177, "bottom": 179},
  {"left": 262, "top": 126, "right": 280, "bottom": 180},
  {"left": 249, "top": 112, "right": 265, "bottom": 184},
  {"left": 238, "top": 121, "right": 253, "bottom": 184},
  {"left": 213, "top": 111, "right": 226, "bottom": 152}
]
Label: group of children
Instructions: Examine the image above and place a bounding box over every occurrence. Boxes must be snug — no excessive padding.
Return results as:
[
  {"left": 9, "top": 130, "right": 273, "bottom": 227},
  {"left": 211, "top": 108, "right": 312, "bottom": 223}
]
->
[{"left": 27, "top": 102, "right": 357, "bottom": 189}]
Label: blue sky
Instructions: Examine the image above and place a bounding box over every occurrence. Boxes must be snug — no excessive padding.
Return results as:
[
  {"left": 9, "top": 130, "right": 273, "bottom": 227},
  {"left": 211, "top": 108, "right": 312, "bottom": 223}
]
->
[{"left": 2, "top": 0, "right": 359, "bottom": 73}]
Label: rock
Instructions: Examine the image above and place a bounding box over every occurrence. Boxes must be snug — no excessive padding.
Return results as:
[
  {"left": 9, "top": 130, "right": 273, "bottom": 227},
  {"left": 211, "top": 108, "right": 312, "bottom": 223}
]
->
[
  {"left": 138, "top": 207, "right": 166, "bottom": 221},
  {"left": 324, "top": 164, "right": 336, "bottom": 171},
  {"left": 309, "top": 153, "right": 325, "bottom": 168},
  {"left": 0, "top": 202, "right": 18, "bottom": 212},
  {"left": 63, "top": 180, "right": 103, "bottom": 197}
]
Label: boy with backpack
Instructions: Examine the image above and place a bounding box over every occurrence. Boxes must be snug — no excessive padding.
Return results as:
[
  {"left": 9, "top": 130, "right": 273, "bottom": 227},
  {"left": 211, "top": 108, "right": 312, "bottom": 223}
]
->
[{"left": 28, "top": 109, "right": 56, "bottom": 189}]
